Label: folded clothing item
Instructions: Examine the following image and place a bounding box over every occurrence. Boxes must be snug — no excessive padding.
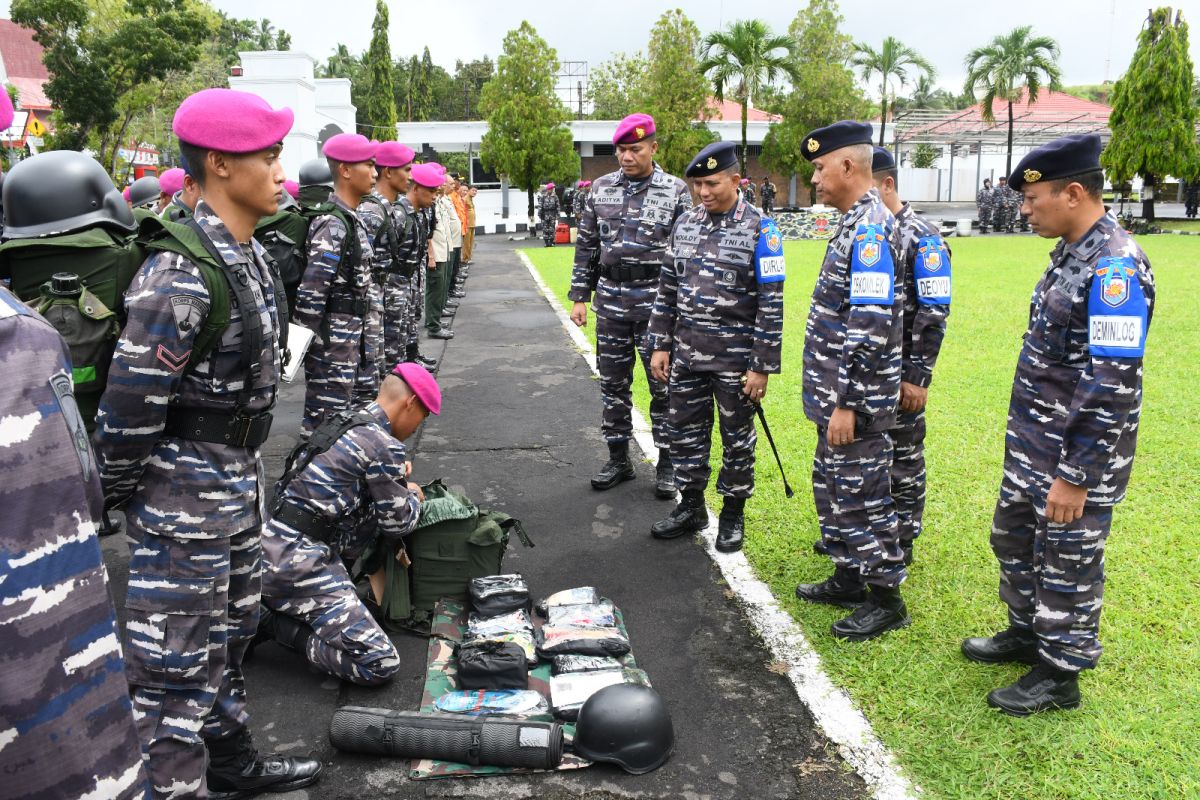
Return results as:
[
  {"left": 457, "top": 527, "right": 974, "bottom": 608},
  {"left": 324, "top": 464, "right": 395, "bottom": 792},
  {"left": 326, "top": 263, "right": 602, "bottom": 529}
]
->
[
  {"left": 457, "top": 640, "right": 528, "bottom": 691},
  {"left": 536, "top": 587, "right": 600, "bottom": 616},
  {"left": 470, "top": 574, "right": 531, "bottom": 617},
  {"left": 549, "top": 668, "right": 651, "bottom": 721},
  {"left": 434, "top": 689, "right": 548, "bottom": 716},
  {"left": 551, "top": 654, "right": 623, "bottom": 676},
  {"left": 536, "top": 624, "right": 631, "bottom": 658},
  {"left": 546, "top": 601, "right": 615, "bottom": 628},
  {"left": 467, "top": 609, "right": 533, "bottom": 639},
  {"left": 464, "top": 630, "right": 537, "bottom": 666}
]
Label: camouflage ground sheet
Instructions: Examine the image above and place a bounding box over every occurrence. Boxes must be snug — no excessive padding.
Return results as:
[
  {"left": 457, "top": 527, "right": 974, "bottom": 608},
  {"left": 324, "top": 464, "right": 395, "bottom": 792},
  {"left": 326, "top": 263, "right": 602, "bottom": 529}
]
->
[
  {"left": 775, "top": 209, "right": 841, "bottom": 240},
  {"left": 410, "top": 597, "right": 643, "bottom": 780}
]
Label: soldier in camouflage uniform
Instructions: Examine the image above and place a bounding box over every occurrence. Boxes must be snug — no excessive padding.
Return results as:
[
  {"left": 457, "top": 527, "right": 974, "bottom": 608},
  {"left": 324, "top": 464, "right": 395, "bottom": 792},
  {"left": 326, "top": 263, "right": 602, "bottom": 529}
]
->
[
  {"left": 962, "top": 135, "right": 1155, "bottom": 716},
  {"left": 760, "top": 177, "right": 777, "bottom": 215},
  {"left": 976, "top": 178, "right": 994, "bottom": 233},
  {"left": 258, "top": 365, "right": 438, "bottom": 685},
  {"left": 93, "top": 88, "right": 321, "bottom": 798},
  {"left": 570, "top": 113, "right": 692, "bottom": 498},
  {"left": 792, "top": 122, "right": 910, "bottom": 643},
  {"left": 293, "top": 133, "right": 379, "bottom": 436},
  {"left": 539, "top": 183, "right": 560, "bottom": 246},
  {"left": 395, "top": 162, "right": 441, "bottom": 369},
  {"left": 994, "top": 176, "right": 1016, "bottom": 232},
  {"left": 0, "top": 284, "right": 149, "bottom": 799},
  {"left": 360, "top": 141, "right": 415, "bottom": 377},
  {"left": 648, "top": 140, "right": 785, "bottom": 554},
  {"left": 573, "top": 180, "right": 590, "bottom": 220},
  {"left": 740, "top": 178, "right": 756, "bottom": 205}
]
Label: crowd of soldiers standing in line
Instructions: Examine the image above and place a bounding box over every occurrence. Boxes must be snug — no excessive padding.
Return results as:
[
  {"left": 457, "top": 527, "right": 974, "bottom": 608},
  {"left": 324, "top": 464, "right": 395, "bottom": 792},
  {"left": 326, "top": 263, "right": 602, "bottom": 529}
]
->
[{"left": 976, "top": 175, "right": 1028, "bottom": 233}]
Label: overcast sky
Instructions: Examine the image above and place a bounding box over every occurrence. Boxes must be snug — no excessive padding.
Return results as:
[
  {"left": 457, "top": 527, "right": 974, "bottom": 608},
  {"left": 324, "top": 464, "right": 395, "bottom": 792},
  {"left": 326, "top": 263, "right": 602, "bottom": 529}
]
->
[{"left": 4, "top": 0, "right": 1198, "bottom": 94}]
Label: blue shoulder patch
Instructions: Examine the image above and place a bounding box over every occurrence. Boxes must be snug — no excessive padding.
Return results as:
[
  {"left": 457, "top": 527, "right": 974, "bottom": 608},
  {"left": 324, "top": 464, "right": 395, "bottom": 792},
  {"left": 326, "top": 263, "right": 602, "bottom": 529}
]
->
[
  {"left": 913, "top": 235, "right": 951, "bottom": 305},
  {"left": 849, "top": 223, "right": 894, "bottom": 305},
  {"left": 754, "top": 218, "right": 786, "bottom": 283},
  {"left": 1088, "top": 256, "right": 1147, "bottom": 358}
]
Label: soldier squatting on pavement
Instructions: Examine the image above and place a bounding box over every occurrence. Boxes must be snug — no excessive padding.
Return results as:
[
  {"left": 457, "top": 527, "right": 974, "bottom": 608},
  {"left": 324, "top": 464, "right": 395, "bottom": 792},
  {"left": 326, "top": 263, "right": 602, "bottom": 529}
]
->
[
  {"left": 92, "top": 88, "right": 321, "bottom": 798},
  {"left": 962, "top": 134, "right": 1155, "bottom": 716},
  {"left": 570, "top": 113, "right": 691, "bottom": 499},
  {"left": 647, "top": 140, "right": 786, "bottom": 554},
  {"left": 257, "top": 364, "right": 440, "bottom": 686}
]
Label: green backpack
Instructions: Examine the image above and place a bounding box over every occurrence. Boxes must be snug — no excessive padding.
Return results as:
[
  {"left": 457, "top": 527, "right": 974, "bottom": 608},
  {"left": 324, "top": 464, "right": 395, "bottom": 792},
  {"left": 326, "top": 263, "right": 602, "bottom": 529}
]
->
[{"left": 362, "top": 479, "right": 534, "bottom": 634}]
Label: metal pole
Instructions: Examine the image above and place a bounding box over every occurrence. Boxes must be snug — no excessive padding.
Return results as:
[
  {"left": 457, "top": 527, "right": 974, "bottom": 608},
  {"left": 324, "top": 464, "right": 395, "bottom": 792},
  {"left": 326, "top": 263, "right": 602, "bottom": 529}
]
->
[
  {"left": 948, "top": 144, "right": 955, "bottom": 201},
  {"left": 975, "top": 137, "right": 983, "bottom": 194}
]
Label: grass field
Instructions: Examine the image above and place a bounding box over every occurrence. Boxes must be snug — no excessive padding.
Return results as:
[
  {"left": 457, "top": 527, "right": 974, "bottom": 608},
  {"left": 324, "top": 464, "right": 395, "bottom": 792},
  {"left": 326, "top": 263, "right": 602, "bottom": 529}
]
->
[
  {"left": 1156, "top": 219, "right": 1200, "bottom": 233},
  {"left": 524, "top": 234, "right": 1200, "bottom": 800}
]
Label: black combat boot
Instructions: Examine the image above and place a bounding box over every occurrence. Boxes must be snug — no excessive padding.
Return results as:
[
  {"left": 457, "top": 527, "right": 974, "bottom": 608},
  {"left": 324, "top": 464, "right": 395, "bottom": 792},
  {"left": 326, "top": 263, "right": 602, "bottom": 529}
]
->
[
  {"left": 650, "top": 489, "right": 707, "bottom": 539},
  {"left": 812, "top": 538, "right": 830, "bottom": 556},
  {"left": 986, "top": 662, "right": 1081, "bottom": 716},
  {"left": 205, "top": 728, "right": 322, "bottom": 799},
  {"left": 795, "top": 567, "right": 866, "bottom": 608},
  {"left": 98, "top": 510, "right": 124, "bottom": 537},
  {"left": 901, "top": 541, "right": 914, "bottom": 566},
  {"left": 830, "top": 584, "right": 910, "bottom": 641},
  {"left": 591, "top": 442, "right": 635, "bottom": 490},
  {"left": 961, "top": 627, "right": 1039, "bottom": 665},
  {"left": 715, "top": 497, "right": 745, "bottom": 553},
  {"left": 255, "top": 607, "right": 313, "bottom": 654},
  {"left": 654, "top": 449, "right": 676, "bottom": 500}
]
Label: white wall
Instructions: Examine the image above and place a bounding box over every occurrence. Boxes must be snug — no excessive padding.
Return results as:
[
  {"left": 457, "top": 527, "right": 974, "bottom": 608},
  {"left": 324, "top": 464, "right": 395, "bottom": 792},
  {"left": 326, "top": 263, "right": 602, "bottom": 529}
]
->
[{"left": 897, "top": 166, "right": 989, "bottom": 202}]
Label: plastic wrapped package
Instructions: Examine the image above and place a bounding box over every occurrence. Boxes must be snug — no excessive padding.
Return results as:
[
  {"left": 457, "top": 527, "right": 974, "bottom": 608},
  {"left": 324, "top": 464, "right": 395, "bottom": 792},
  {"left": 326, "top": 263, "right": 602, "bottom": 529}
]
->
[
  {"left": 434, "top": 689, "right": 548, "bottom": 716},
  {"left": 467, "top": 609, "right": 533, "bottom": 639},
  {"left": 549, "top": 668, "right": 651, "bottom": 721},
  {"left": 464, "top": 631, "right": 537, "bottom": 666},
  {"left": 457, "top": 640, "right": 528, "bottom": 691},
  {"left": 535, "top": 587, "right": 600, "bottom": 616},
  {"left": 469, "top": 574, "right": 531, "bottom": 617},
  {"left": 551, "top": 654, "right": 623, "bottom": 676},
  {"left": 536, "top": 625, "right": 631, "bottom": 658},
  {"left": 546, "top": 601, "right": 615, "bottom": 628}
]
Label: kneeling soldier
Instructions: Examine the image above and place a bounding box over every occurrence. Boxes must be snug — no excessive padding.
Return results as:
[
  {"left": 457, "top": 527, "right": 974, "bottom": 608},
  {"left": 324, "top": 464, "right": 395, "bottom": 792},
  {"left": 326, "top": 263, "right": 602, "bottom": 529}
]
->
[
  {"left": 647, "top": 141, "right": 785, "bottom": 553},
  {"left": 257, "top": 364, "right": 438, "bottom": 685}
]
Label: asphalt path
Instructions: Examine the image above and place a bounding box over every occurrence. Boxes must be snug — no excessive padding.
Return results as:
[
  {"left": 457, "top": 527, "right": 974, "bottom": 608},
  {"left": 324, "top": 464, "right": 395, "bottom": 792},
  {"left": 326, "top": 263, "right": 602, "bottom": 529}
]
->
[{"left": 102, "top": 235, "right": 867, "bottom": 800}]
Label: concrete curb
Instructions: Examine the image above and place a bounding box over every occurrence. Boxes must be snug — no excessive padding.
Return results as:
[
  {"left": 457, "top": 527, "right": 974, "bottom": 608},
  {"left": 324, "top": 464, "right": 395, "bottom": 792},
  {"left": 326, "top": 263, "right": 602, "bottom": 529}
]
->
[{"left": 517, "top": 249, "right": 920, "bottom": 800}]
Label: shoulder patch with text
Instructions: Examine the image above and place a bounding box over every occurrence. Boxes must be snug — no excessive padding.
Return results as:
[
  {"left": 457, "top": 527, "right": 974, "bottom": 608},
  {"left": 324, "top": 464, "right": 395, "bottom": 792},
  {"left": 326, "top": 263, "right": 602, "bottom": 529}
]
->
[
  {"left": 1088, "top": 256, "right": 1147, "bottom": 357},
  {"left": 913, "top": 235, "right": 951, "bottom": 305},
  {"left": 754, "top": 218, "right": 785, "bottom": 283},
  {"left": 849, "top": 223, "right": 894, "bottom": 304}
]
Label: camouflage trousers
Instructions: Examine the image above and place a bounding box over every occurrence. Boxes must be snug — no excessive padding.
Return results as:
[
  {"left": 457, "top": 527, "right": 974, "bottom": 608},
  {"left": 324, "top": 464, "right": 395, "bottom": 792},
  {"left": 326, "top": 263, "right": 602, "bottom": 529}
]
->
[
  {"left": 406, "top": 266, "right": 425, "bottom": 349},
  {"left": 123, "top": 524, "right": 261, "bottom": 800},
  {"left": 354, "top": 290, "right": 385, "bottom": 402},
  {"left": 668, "top": 367, "right": 757, "bottom": 498},
  {"left": 261, "top": 521, "right": 401, "bottom": 686},
  {"left": 977, "top": 202, "right": 994, "bottom": 230},
  {"left": 383, "top": 276, "right": 411, "bottom": 369},
  {"left": 541, "top": 217, "right": 556, "bottom": 245},
  {"left": 994, "top": 203, "right": 1016, "bottom": 232},
  {"left": 891, "top": 410, "right": 927, "bottom": 546},
  {"left": 303, "top": 318, "right": 362, "bottom": 435},
  {"left": 990, "top": 477, "right": 1113, "bottom": 672},
  {"left": 812, "top": 430, "right": 907, "bottom": 588},
  {"left": 596, "top": 315, "right": 669, "bottom": 449}
]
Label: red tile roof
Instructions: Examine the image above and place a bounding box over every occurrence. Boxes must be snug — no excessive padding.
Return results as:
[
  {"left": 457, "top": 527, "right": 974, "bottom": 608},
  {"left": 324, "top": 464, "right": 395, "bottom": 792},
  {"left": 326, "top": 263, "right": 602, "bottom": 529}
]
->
[
  {"left": 0, "top": 19, "right": 49, "bottom": 80},
  {"left": 704, "top": 97, "right": 782, "bottom": 123},
  {"left": 972, "top": 87, "right": 1111, "bottom": 119},
  {"left": 9, "top": 76, "right": 50, "bottom": 109}
]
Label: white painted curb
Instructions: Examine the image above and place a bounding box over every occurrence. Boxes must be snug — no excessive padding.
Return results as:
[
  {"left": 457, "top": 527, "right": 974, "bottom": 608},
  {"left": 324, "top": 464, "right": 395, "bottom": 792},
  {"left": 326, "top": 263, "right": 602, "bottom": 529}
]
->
[{"left": 517, "top": 249, "right": 920, "bottom": 800}]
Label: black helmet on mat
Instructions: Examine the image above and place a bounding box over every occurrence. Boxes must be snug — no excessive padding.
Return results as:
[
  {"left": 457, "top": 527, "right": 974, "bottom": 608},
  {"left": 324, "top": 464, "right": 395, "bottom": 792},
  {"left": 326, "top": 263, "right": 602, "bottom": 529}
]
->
[
  {"left": 3, "top": 150, "right": 135, "bottom": 238},
  {"left": 572, "top": 684, "right": 674, "bottom": 775}
]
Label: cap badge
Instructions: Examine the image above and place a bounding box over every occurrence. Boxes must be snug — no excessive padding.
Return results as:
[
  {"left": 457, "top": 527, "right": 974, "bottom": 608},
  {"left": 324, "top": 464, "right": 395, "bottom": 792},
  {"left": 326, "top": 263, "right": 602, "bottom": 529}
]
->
[
  {"left": 806, "top": 138, "right": 819, "bottom": 153},
  {"left": 706, "top": 156, "right": 718, "bottom": 169},
  {"left": 1024, "top": 169, "right": 1042, "bottom": 183},
  {"left": 635, "top": 126, "right": 645, "bottom": 139}
]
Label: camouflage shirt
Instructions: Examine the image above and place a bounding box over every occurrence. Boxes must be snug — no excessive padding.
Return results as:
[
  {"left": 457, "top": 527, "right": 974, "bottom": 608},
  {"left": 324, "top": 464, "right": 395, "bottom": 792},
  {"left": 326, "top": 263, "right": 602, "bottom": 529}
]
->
[
  {"left": 272, "top": 401, "right": 420, "bottom": 559},
  {"left": 0, "top": 288, "right": 148, "bottom": 799},
  {"left": 570, "top": 165, "right": 691, "bottom": 322},
  {"left": 393, "top": 195, "right": 427, "bottom": 278},
  {"left": 647, "top": 197, "right": 785, "bottom": 374},
  {"left": 802, "top": 188, "right": 903, "bottom": 432},
  {"left": 1004, "top": 212, "right": 1154, "bottom": 505},
  {"left": 293, "top": 195, "right": 374, "bottom": 348},
  {"left": 94, "top": 200, "right": 281, "bottom": 537},
  {"left": 538, "top": 192, "right": 559, "bottom": 219},
  {"left": 894, "top": 203, "right": 951, "bottom": 387},
  {"left": 358, "top": 192, "right": 397, "bottom": 280}
]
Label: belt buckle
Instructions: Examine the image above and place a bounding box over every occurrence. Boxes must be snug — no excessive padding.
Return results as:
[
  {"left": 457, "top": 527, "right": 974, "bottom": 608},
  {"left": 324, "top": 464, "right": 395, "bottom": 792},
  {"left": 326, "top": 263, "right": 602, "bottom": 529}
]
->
[{"left": 232, "top": 415, "right": 254, "bottom": 447}]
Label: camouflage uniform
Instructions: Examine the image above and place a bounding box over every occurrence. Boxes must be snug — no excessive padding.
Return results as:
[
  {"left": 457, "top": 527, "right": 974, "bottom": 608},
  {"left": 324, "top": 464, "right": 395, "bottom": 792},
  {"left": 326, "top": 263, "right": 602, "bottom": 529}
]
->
[
  {"left": 570, "top": 165, "right": 691, "bottom": 451},
  {"left": 990, "top": 212, "right": 1154, "bottom": 672},
  {"left": 93, "top": 200, "right": 281, "bottom": 798},
  {"left": 741, "top": 183, "right": 756, "bottom": 205},
  {"left": 390, "top": 196, "right": 426, "bottom": 363},
  {"left": 976, "top": 184, "right": 995, "bottom": 232},
  {"left": 802, "top": 188, "right": 906, "bottom": 588},
  {"left": 293, "top": 196, "right": 375, "bottom": 435},
  {"left": 572, "top": 187, "right": 588, "bottom": 221},
  {"left": 408, "top": 206, "right": 435, "bottom": 351},
  {"left": 647, "top": 197, "right": 785, "bottom": 498},
  {"left": 0, "top": 287, "right": 149, "bottom": 800},
  {"left": 760, "top": 181, "right": 776, "bottom": 215},
  {"left": 359, "top": 193, "right": 402, "bottom": 376},
  {"left": 538, "top": 191, "right": 560, "bottom": 246},
  {"left": 891, "top": 204, "right": 951, "bottom": 549},
  {"left": 262, "top": 402, "right": 421, "bottom": 686},
  {"left": 995, "top": 184, "right": 1017, "bottom": 232}
]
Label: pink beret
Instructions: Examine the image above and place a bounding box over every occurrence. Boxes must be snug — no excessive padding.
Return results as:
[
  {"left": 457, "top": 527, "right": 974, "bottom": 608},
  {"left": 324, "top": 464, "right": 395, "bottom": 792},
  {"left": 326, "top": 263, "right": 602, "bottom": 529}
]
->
[
  {"left": 323, "top": 132, "right": 378, "bottom": 163},
  {"left": 376, "top": 141, "right": 415, "bottom": 168},
  {"left": 392, "top": 362, "right": 441, "bottom": 415},
  {"left": 411, "top": 163, "right": 443, "bottom": 189},
  {"left": 159, "top": 167, "right": 185, "bottom": 196},
  {"left": 122, "top": 186, "right": 131, "bottom": 202},
  {"left": 546, "top": 182, "right": 555, "bottom": 189},
  {"left": 0, "top": 90, "right": 13, "bottom": 132},
  {"left": 613, "top": 113, "right": 655, "bottom": 145},
  {"left": 173, "top": 88, "right": 293, "bottom": 153},
  {"left": 284, "top": 179, "right": 299, "bottom": 196}
]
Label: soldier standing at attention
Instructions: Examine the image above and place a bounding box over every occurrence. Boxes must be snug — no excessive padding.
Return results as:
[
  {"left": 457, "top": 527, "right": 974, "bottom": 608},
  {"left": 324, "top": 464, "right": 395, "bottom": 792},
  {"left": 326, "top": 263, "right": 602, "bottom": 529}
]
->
[
  {"left": 361, "top": 141, "right": 415, "bottom": 374},
  {"left": 92, "top": 88, "right": 321, "bottom": 798},
  {"left": 760, "top": 176, "right": 776, "bottom": 215},
  {"left": 793, "top": 121, "right": 909, "bottom": 642},
  {"left": 977, "top": 178, "right": 994, "bottom": 233},
  {"left": 995, "top": 176, "right": 1015, "bottom": 232},
  {"left": 293, "top": 133, "right": 378, "bottom": 435},
  {"left": 398, "top": 164, "right": 442, "bottom": 368},
  {"left": 573, "top": 179, "right": 590, "bottom": 221},
  {"left": 869, "top": 147, "right": 951, "bottom": 565},
  {"left": 539, "top": 183, "right": 560, "bottom": 246},
  {"left": 570, "top": 113, "right": 692, "bottom": 498},
  {"left": 647, "top": 140, "right": 785, "bottom": 553},
  {"left": 962, "top": 135, "right": 1155, "bottom": 716}
]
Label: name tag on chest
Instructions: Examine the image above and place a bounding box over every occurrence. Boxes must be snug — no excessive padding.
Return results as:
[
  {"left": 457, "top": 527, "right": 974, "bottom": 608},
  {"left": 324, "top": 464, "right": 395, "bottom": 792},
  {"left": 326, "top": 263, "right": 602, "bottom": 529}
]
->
[{"left": 593, "top": 187, "right": 624, "bottom": 206}]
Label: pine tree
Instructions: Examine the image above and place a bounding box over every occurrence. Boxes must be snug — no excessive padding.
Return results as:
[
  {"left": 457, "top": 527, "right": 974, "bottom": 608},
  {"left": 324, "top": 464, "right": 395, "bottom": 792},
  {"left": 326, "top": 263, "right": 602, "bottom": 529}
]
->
[{"left": 359, "top": 0, "right": 397, "bottom": 140}]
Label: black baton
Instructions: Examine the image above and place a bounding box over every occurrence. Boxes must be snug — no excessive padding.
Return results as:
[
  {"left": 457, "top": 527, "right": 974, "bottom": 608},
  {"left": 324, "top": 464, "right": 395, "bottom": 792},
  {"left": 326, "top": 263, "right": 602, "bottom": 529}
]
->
[{"left": 755, "top": 404, "right": 794, "bottom": 499}]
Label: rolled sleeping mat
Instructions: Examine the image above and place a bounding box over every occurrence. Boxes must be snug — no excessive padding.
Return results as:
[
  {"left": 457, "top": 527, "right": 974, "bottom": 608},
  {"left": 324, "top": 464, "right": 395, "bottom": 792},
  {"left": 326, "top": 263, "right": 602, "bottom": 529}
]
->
[{"left": 329, "top": 706, "right": 564, "bottom": 770}]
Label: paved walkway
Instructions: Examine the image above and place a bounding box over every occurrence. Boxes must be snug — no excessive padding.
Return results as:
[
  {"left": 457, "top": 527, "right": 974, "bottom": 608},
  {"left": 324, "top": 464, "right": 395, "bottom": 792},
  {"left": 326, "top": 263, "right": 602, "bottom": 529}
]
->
[{"left": 103, "top": 236, "right": 867, "bottom": 799}]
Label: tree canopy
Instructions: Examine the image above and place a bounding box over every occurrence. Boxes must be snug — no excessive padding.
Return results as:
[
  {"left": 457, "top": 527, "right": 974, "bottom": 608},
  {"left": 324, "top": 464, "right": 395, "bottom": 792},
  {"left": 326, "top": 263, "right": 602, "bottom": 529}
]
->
[
  {"left": 358, "top": 0, "right": 397, "bottom": 139},
  {"left": 852, "top": 36, "right": 935, "bottom": 146},
  {"left": 639, "top": 10, "right": 715, "bottom": 177}
]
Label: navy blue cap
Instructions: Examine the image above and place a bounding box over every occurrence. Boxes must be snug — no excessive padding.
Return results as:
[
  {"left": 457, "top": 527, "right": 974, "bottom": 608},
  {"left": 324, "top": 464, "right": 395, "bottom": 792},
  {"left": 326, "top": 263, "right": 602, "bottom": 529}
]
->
[
  {"left": 872, "top": 146, "right": 896, "bottom": 172},
  {"left": 1009, "top": 133, "right": 1103, "bottom": 192},
  {"left": 801, "top": 121, "right": 873, "bottom": 161},
  {"left": 685, "top": 140, "right": 738, "bottom": 178}
]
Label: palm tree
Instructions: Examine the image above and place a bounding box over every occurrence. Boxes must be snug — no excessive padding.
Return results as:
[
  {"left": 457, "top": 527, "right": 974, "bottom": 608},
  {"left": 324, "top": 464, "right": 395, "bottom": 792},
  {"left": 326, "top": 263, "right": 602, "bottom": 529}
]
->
[
  {"left": 699, "top": 19, "right": 799, "bottom": 174},
  {"left": 964, "top": 26, "right": 1062, "bottom": 175},
  {"left": 321, "top": 44, "right": 359, "bottom": 80},
  {"left": 852, "top": 36, "right": 935, "bottom": 146}
]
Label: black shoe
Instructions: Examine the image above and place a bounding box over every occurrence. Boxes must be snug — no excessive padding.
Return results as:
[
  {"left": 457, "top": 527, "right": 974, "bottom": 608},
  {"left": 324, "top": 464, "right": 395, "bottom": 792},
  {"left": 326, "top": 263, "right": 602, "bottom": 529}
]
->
[
  {"left": 591, "top": 443, "right": 635, "bottom": 490},
  {"left": 255, "top": 607, "right": 313, "bottom": 654},
  {"left": 795, "top": 567, "right": 865, "bottom": 608},
  {"left": 901, "top": 543, "right": 914, "bottom": 566},
  {"left": 651, "top": 489, "right": 707, "bottom": 539},
  {"left": 654, "top": 450, "right": 676, "bottom": 499},
  {"left": 98, "top": 510, "right": 124, "bottom": 537},
  {"left": 961, "top": 627, "right": 1039, "bottom": 665},
  {"left": 428, "top": 329, "right": 454, "bottom": 339},
  {"left": 986, "top": 663, "right": 1081, "bottom": 716},
  {"left": 715, "top": 499, "right": 745, "bottom": 553},
  {"left": 445, "top": 299, "right": 461, "bottom": 308},
  {"left": 812, "top": 539, "right": 829, "bottom": 556},
  {"left": 206, "top": 728, "right": 322, "bottom": 799},
  {"left": 415, "top": 354, "right": 439, "bottom": 369},
  {"left": 831, "top": 585, "right": 910, "bottom": 641}
]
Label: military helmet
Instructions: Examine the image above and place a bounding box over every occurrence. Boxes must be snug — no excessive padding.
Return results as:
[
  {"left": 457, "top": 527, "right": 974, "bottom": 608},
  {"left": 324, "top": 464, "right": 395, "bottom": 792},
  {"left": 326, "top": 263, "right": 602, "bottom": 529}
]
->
[
  {"left": 127, "top": 175, "right": 161, "bottom": 209},
  {"left": 299, "top": 158, "right": 334, "bottom": 188},
  {"left": 572, "top": 684, "right": 674, "bottom": 774},
  {"left": 3, "top": 150, "right": 135, "bottom": 238}
]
